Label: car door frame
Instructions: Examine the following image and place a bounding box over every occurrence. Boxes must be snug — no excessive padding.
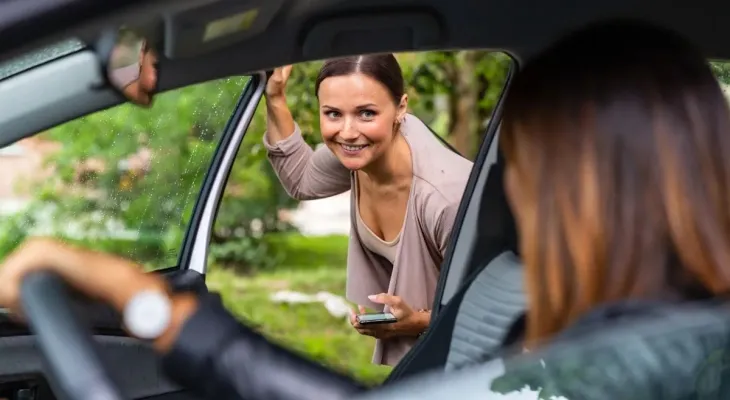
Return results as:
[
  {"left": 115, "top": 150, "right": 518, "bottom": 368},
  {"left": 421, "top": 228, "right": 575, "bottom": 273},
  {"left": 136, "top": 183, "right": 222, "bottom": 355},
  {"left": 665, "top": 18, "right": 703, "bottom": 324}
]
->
[
  {"left": 430, "top": 65, "right": 515, "bottom": 312},
  {"left": 176, "top": 70, "right": 266, "bottom": 275}
]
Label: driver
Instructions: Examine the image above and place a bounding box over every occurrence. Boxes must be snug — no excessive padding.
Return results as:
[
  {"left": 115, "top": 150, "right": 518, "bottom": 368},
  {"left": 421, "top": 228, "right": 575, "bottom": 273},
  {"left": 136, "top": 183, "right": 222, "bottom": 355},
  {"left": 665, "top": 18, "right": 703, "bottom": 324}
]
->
[{"left": 3, "top": 19, "right": 730, "bottom": 400}]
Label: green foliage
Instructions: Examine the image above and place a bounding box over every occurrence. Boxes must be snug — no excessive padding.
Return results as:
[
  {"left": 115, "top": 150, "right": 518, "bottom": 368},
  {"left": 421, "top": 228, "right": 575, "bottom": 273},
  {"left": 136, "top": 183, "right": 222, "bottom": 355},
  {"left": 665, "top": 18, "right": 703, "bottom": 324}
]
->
[
  {"left": 18, "top": 77, "right": 249, "bottom": 266},
  {"left": 209, "top": 234, "right": 390, "bottom": 385},
  {"left": 0, "top": 212, "right": 34, "bottom": 260},
  {"left": 265, "top": 233, "right": 349, "bottom": 269},
  {"left": 399, "top": 51, "right": 511, "bottom": 146},
  {"left": 208, "top": 236, "right": 282, "bottom": 272},
  {"left": 208, "top": 232, "right": 348, "bottom": 274},
  {"left": 65, "top": 235, "right": 167, "bottom": 264},
  {"left": 711, "top": 61, "right": 730, "bottom": 85}
]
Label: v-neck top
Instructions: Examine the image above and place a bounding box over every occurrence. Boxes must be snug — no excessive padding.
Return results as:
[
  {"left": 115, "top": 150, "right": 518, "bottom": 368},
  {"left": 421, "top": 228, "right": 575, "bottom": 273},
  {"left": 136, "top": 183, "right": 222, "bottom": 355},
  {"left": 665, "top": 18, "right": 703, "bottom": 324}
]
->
[
  {"left": 264, "top": 114, "right": 473, "bottom": 365},
  {"left": 354, "top": 175, "right": 402, "bottom": 264}
]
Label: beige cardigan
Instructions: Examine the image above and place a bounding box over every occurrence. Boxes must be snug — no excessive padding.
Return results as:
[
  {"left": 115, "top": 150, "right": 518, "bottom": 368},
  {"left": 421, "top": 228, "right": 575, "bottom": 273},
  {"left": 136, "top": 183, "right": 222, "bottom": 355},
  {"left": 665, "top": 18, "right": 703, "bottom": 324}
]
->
[{"left": 264, "top": 114, "right": 473, "bottom": 365}]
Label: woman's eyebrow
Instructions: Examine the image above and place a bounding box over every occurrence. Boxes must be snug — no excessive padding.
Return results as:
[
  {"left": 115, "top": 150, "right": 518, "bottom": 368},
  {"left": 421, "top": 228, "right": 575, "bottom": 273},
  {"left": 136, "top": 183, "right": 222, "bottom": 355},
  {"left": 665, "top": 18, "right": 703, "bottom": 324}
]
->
[
  {"left": 355, "top": 103, "right": 377, "bottom": 109},
  {"left": 321, "top": 103, "right": 378, "bottom": 110}
]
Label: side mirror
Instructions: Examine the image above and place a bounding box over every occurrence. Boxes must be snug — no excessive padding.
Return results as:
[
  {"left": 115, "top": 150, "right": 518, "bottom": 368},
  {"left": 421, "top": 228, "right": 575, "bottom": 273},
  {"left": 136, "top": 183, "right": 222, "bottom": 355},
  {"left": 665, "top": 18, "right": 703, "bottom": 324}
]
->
[{"left": 97, "top": 27, "right": 159, "bottom": 107}]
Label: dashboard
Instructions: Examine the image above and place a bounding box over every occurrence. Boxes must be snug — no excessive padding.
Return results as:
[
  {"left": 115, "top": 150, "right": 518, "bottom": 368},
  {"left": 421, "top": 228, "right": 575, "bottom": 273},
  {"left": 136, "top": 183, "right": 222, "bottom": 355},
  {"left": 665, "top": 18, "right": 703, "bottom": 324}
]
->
[{"left": 0, "top": 335, "right": 187, "bottom": 400}]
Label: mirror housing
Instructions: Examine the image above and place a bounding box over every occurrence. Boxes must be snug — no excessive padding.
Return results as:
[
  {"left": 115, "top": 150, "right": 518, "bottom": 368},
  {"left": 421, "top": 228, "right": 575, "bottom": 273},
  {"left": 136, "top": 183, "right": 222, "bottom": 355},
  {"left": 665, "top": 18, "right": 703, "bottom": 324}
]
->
[{"left": 97, "top": 27, "right": 159, "bottom": 107}]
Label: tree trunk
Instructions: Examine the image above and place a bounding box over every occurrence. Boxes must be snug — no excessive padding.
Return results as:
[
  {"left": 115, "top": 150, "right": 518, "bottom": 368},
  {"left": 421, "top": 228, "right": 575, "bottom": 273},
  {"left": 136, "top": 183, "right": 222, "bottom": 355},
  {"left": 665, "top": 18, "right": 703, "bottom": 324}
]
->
[{"left": 448, "top": 51, "right": 481, "bottom": 159}]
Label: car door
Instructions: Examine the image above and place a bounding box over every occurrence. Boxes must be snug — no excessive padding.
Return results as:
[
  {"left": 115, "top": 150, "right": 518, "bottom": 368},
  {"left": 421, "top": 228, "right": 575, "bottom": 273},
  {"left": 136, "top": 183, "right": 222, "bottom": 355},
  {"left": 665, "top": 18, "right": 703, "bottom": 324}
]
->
[{"left": 0, "top": 37, "right": 266, "bottom": 399}]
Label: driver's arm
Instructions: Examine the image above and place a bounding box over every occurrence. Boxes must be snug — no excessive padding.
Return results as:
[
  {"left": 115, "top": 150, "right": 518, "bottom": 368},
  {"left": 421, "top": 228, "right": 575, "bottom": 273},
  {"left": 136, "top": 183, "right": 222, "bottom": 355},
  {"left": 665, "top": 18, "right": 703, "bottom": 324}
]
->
[{"left": 157, "top": 292, "right": 366, "bottom": 400}]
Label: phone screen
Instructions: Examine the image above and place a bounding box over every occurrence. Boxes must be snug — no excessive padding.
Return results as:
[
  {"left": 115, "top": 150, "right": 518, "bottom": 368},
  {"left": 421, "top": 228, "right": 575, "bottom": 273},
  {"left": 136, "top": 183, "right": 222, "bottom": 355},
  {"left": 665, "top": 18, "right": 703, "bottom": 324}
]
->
[{"left": 356, "top": 312, "right": 397, "bottom": 325}]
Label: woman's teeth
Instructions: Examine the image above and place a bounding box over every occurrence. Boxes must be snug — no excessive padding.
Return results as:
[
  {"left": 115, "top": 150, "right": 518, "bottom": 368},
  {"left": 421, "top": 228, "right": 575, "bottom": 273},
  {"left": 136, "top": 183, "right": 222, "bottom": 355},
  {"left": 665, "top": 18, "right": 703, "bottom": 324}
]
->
[{"left": 341, "top": 144, "right": 367, "bottom": 152}]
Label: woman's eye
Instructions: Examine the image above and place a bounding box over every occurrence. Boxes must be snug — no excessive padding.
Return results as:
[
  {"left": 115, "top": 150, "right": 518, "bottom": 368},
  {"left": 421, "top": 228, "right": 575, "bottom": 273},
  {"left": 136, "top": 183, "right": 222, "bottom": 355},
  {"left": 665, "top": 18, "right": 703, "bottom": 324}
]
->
[
  {"left": 360, "top": 110, "right": 376, "bottom": 119},
  {"left": 324, "top": 111, "right": 340, "bottom": 119}
]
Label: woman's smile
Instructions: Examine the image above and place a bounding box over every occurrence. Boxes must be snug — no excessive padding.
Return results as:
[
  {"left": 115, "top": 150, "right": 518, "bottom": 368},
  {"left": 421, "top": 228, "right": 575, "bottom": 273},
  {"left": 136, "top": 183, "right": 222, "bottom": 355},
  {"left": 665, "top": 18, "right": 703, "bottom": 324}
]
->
[{"left": 338, "top": 142, "right": 370, "bottom": 156}]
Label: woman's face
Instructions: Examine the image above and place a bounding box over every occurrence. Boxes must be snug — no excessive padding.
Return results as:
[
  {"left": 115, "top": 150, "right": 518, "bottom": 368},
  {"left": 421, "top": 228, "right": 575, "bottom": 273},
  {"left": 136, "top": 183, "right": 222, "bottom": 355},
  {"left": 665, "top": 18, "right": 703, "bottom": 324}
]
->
[{"left": 317, "top": 73, "right": 407, "bottom": 171}]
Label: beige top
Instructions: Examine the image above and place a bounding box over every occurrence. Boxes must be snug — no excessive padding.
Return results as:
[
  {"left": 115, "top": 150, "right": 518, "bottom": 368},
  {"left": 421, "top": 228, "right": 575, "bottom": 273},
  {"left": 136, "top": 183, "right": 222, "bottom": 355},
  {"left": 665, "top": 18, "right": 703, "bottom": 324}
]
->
[
  {"left": 354, "top": 174, "right": 401, "bottom": 263},
  {"left": 264, "top": 114, "right": 473, "bottom": 365}
]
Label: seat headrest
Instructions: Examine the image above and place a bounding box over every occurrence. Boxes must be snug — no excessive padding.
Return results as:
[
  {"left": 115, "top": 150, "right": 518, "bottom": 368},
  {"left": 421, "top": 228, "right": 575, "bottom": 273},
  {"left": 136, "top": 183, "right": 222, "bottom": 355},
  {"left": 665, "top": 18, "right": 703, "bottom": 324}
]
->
[
  {"left": 477, "top": 158, "right": 519, "bottom": 255},
  {"left": 464, "top": 155, "right": 520, "bottom": 277}
]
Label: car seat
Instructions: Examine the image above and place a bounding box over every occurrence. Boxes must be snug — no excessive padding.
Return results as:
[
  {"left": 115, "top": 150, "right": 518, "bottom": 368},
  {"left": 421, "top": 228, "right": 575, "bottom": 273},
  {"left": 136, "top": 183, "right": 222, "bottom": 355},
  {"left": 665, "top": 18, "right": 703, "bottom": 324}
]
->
[
  {"left": 365, "top": 300, "right": 730, "bottom": 400},
  {"left": 385, "top": 155, "right": 526, "bottom": 383}
]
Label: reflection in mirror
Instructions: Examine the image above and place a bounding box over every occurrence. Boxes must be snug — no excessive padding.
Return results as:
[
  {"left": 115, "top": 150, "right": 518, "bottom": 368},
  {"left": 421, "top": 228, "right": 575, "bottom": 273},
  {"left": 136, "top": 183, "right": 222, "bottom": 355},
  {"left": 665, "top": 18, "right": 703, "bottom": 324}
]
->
[{"left": 106, "top": 28, "right": 158, "bottom": 107}]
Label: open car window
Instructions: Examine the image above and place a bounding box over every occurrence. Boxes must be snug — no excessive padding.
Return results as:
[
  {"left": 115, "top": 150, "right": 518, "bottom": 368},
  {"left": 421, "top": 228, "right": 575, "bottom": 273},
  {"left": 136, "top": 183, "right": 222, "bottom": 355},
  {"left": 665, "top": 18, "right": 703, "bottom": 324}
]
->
[
  {"left": 207, "top": 50, "right": 511, "bottom": 383},
  {"left": 0, "top": 76, "right": 250, "bottom": 270}
]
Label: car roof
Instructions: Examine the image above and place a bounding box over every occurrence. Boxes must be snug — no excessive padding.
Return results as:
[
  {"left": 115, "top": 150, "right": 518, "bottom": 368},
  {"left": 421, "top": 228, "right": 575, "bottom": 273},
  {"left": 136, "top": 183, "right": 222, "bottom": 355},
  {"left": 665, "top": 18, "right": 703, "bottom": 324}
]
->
[{"left": 3, "top": 0, "right": 730, "bottom": 77}]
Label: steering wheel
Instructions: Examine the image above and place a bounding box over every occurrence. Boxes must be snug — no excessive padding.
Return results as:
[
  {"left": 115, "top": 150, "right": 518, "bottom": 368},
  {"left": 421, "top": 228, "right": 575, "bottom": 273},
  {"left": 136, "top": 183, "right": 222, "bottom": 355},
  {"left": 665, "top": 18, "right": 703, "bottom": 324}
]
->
[{"left": 20, "top": 272, "right": 127, "bottom": 400}]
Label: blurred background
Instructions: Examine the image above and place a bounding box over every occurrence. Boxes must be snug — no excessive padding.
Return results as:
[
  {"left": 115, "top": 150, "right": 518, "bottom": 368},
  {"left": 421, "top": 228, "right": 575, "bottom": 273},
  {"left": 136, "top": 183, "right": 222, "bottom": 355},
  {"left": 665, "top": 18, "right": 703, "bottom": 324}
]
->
[{"left": 9, "top": 51, "right": 729, "bottom": 384}]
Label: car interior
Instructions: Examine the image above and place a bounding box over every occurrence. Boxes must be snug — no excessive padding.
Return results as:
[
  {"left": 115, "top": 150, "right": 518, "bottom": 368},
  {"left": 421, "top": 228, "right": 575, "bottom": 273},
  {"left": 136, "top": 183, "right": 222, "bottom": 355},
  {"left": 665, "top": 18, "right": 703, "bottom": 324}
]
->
[{"left": 2, "top": 0, "right": 730, "bottom": 399}]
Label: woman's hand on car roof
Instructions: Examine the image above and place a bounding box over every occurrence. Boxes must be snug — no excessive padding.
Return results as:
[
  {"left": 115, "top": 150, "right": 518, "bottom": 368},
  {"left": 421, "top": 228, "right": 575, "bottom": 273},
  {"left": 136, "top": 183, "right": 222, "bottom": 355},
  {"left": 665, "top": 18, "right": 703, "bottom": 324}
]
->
[{"left": 265, "top": 65, "right": 293, "bottom": 99}]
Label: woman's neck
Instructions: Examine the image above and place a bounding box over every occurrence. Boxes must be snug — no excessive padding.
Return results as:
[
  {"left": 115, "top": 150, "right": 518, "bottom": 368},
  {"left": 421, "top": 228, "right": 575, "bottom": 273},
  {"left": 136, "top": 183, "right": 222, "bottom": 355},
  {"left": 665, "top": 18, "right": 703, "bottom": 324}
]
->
[{"left": 359, "top": 134, "right": 412, "bottom": 186}]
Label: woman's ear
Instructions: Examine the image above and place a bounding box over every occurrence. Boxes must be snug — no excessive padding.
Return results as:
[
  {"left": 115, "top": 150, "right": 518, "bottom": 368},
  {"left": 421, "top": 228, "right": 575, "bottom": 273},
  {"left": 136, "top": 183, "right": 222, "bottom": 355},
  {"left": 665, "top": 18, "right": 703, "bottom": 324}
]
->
[{"left": 397, "top": 94, "right": 409, "bottom": 122}]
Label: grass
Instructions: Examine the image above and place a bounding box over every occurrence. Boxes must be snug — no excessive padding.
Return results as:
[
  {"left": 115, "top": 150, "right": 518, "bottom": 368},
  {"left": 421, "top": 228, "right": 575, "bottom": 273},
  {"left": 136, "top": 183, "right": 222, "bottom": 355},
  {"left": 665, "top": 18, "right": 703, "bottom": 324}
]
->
[
  {"left": 207, "top": 233, "right": 392, "bottom": 386},
  {"left": 264, "top": 233, "right": 350, "bottom": 269}
]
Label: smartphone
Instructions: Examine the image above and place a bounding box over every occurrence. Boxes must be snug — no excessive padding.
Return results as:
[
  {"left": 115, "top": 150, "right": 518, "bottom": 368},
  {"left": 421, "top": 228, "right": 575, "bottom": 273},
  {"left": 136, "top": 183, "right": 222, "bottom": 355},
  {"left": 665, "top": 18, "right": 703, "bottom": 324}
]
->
[{"left": 356, "top": 312, "right": 398, "bottom": 325}]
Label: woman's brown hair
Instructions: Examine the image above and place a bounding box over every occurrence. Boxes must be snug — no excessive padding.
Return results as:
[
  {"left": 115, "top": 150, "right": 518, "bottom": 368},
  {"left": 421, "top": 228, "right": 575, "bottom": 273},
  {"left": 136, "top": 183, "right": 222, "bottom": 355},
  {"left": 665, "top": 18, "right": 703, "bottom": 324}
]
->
[
  {"left": 314, "top": 53, "right": 405, "bottom": 105},
  {"left": 500, "top": 20, "right": 730, "bottom": 346}
]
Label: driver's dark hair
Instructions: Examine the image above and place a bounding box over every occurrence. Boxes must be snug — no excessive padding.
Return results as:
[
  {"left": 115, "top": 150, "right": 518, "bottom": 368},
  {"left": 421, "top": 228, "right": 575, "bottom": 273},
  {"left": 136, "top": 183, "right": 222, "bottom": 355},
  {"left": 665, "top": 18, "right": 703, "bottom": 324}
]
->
[
  {"left": 315, "top": 54, "right": 405, "bottom": 104},
  {"left": 500, "top": 20, "right": 730, "bottom": 347}
]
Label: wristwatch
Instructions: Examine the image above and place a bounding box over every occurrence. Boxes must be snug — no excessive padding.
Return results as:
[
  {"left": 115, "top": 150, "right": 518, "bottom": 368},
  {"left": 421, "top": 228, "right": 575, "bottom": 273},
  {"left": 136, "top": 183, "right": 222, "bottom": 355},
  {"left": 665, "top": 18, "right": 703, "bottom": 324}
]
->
[{"left": 122, "top": 289, "right": 173, "bottom": 340}]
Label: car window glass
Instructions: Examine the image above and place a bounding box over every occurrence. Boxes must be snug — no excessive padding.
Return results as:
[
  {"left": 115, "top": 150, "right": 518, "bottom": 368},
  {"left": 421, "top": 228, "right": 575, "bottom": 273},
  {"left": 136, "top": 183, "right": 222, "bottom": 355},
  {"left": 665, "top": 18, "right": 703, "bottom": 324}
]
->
[
  {"left": 0, "top": 38, "right": 85, "bottom": 81},
  {"left": 0, "top": 76, "right": 250, "bottom": 270},
  {"left": 210, "top": 51, "right": 512, "bottom": 383}
]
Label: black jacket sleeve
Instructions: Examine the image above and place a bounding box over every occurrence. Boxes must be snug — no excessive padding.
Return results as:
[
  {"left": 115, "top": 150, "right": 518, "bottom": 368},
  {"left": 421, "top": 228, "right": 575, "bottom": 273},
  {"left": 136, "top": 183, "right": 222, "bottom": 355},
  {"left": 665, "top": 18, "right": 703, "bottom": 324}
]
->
[{"left": 161, "top": 293, "right": 367, "bottom": 400}]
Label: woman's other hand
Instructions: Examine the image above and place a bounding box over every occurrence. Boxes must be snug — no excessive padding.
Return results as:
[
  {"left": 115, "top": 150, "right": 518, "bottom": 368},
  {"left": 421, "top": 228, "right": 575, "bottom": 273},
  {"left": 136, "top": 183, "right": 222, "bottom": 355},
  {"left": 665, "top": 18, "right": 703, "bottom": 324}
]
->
[
  {"left": 349, "top": 294, "right": 429, "bottom": 339},
  {"left": 265, "top": 65, "right": 293, "bottom": 99}
]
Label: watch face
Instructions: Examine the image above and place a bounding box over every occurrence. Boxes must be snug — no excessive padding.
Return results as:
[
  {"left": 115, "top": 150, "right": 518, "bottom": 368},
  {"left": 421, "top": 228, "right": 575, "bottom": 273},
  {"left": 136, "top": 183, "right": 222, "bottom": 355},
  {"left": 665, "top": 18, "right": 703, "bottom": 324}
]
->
[{"left": 123, "top": 290, "right": 172, "bottom": 340}]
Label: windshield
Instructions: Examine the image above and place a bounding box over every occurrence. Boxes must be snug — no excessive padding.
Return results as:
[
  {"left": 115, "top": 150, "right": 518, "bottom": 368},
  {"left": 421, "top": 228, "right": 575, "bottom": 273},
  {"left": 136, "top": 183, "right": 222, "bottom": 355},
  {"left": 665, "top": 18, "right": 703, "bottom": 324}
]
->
[
  {"left": 0, "top": 76, "right": 250, "bottom": 269},
  {"left": 0, "top": 39, "right": 85, "bottom": 80}
]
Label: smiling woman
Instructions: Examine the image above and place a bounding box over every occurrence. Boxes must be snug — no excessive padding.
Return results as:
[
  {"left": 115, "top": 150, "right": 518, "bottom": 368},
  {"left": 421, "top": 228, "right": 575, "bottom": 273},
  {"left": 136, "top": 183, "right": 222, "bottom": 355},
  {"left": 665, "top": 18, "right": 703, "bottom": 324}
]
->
[{"left": 262, "top": 54, "right": 474, "bottom": 366}]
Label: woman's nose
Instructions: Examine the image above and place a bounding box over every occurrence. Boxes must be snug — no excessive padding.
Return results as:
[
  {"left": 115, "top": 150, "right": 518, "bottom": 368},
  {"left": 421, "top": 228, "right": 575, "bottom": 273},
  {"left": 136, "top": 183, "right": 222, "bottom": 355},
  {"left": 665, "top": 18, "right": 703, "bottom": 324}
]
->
[{"left": 339, "top": 119, "right": 359, "bottom": 140}]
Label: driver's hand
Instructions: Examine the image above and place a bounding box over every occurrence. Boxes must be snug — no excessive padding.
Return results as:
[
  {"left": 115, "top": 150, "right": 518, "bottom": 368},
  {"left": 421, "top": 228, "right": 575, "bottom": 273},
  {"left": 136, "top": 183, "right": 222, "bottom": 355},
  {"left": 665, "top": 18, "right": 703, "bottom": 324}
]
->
[
  {"left": 0, "top": 237, "right": 198, "bottom": 353},
  {"left": 0, "top": 238, "right": 69, "bottom": 316},
  {"left": 0, "top": 237, "right": 163, "bottom": 318},
  {"left": 265, "top": 65, "right": 293, "bottom": 99}
]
